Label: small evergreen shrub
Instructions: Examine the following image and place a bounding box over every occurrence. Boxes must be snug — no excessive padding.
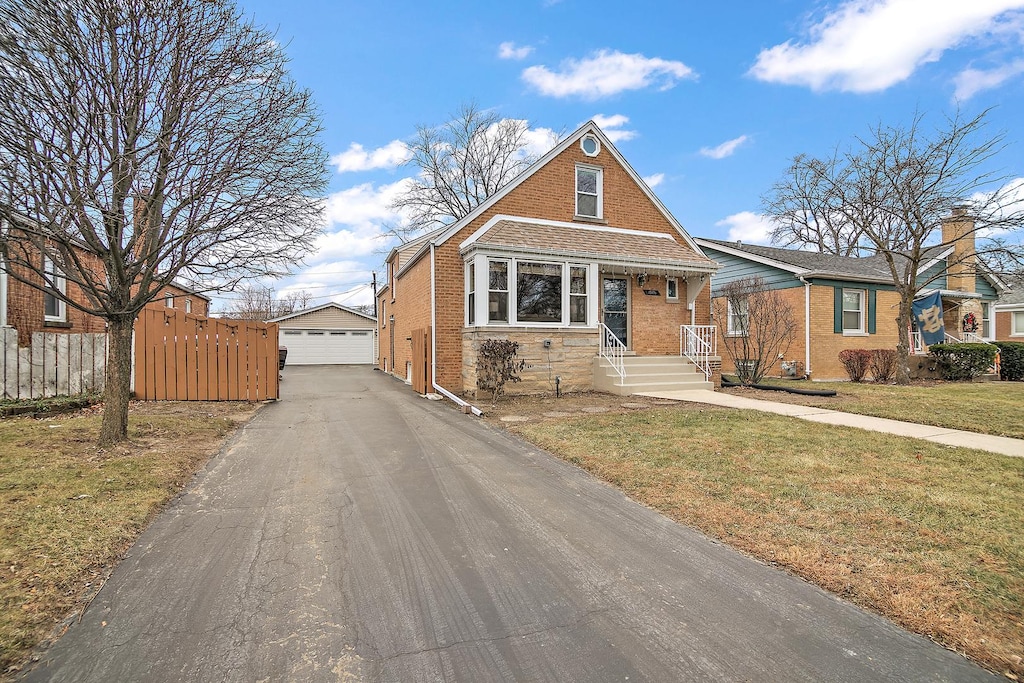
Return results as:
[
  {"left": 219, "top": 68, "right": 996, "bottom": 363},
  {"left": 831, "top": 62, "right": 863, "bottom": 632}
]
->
[
  {"left": 838, "top": 349, "right": 872, "bottom": 382},
  {"left": 927, "top": 343, "right": 998, "bottom": 381},
  {"left": 869, "top": 348, "right": 898, "bottom": 382},
  {"left": 995, "top": 342, "right": 1024, "bottom": 382},
  {"left": 476, "top": 339, "right": 525, "bottom": 404}
]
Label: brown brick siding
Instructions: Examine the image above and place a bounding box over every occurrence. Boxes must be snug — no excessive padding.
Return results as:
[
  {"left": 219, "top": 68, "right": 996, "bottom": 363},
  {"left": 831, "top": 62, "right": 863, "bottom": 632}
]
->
[
  {"left": 995, "top": 310, "right": 1023, "bottom": 341},
  {"left": 712, "top": 285, "right": 911, "bottom": 381},
  {"left": 385, "top": 138, "right": 714, "bottom": 395}
]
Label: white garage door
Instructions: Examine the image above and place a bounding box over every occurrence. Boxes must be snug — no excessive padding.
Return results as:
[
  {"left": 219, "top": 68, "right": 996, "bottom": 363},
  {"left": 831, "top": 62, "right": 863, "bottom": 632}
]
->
[{"left": 280, "top": 328, "right": 374, "bottom": 365}]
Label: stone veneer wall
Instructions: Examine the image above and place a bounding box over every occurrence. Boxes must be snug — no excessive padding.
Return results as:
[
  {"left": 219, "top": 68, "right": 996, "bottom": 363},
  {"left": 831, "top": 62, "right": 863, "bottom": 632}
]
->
[{"left": 462, "top": 328, "right": 599, "bottom": 396}]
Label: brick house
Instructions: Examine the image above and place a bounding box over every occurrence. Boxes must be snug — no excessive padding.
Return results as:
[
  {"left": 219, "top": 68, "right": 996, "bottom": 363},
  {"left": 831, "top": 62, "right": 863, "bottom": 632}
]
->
[
  {"left": 1, "top": 244, "right": 209, "bottom": 346},
  {"left": 376, "top": 122, "right": 720, "bottom": 406},
  {"left": 696, "top": 210, "right": 1005, "bottom": 381}
]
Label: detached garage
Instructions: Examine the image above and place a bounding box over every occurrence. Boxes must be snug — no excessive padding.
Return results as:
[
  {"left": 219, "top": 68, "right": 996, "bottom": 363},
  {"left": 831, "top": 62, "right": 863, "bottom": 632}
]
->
[{"left": 271, "top": 303, "right": 377, "bottom": 365}]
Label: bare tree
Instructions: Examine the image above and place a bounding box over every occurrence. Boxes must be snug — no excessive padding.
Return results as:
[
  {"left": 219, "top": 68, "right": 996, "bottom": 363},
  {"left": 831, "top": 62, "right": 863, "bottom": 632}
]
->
[
  {"left": 0, "top": 0, "right": 328, "bottom": 444},
  {"left": 763, "top": 110, "right": 1024, "bottom": 384},
  {"left": 220, "top": 286, "right": 314, "bottom": 320},
  {"left": 389, "top": 102, "right": 551, "bottom": 240},
  {"left": 714, "top": 277, "right": 798, "bottom": 385}
]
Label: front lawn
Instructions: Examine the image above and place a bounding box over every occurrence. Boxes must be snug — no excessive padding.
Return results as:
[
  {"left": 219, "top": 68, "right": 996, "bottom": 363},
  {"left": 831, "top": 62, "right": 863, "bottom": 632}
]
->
[
  {"left": 723, "top": 379, "right": 1024, "bottom": 439},
  {"left": 510, "top": 407, "right": 1024, "bottom": 678},
  {"left": 0, "top": 401, "right": 258, "bottom": 679}
]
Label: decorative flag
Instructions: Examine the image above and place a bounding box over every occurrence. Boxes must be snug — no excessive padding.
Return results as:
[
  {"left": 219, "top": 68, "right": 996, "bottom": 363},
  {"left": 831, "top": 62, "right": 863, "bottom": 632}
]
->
[{"left": 912, "top": 291, "right": 945, "bottom": 346}]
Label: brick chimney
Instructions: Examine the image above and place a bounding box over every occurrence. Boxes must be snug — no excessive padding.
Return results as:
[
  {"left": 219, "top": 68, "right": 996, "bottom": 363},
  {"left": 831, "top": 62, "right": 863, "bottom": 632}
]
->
[{"left": 941, "top": 206, "right": 975, "bottom": 293}]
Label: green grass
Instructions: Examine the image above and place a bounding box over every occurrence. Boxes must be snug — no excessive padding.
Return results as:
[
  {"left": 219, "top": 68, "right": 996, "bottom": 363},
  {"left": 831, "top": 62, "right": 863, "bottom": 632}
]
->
[
  {"left": 738, "top": 379, "right": 1024, "bottom": 439},
  {"left": 511, "top": 408, "right": 1024, "bottom": 677},
  {"left": 0, "top": 404, "right": 256, "bottom": 678}
]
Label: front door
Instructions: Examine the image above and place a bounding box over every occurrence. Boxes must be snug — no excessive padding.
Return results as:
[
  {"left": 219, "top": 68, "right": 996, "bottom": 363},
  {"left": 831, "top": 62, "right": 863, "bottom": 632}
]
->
[{"left": 602, "top": 277, "right": 629, "bottom": 347}]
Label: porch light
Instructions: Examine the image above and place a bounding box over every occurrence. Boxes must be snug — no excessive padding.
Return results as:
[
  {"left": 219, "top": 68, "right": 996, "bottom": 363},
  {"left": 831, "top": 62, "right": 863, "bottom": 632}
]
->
[{"left": 637, "top": 273, "right": 648, "bottom": 287}]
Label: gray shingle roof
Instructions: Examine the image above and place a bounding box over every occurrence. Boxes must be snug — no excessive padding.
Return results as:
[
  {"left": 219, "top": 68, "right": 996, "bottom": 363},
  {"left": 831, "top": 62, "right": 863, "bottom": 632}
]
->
[{"left": 696, "top": 238, "right": 946, "bottom": 283}]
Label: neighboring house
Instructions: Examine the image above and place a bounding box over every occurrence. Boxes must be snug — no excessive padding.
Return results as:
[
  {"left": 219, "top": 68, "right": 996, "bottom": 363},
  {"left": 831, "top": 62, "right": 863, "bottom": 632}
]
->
[
  {"left": 993, "top": 288, "right": 1024, "bottom": 341},
  {"left": 1, "top": 245, "right": 210, "bottom": 346},
  {"left": 271, "top": 302, "right": 377, "bottom": 365},
  {"left": 377, "top": 121, "right": 720, "bottom": 401},
  {"left": 696, "top": 210, "right": 1005, "bottom": 380}
]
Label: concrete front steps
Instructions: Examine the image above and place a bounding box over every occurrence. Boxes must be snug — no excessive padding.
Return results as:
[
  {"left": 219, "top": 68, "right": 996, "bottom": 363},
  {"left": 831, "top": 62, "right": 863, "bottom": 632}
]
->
[{"left": 593, "top": 355, "right": 713, "bottom": 396}]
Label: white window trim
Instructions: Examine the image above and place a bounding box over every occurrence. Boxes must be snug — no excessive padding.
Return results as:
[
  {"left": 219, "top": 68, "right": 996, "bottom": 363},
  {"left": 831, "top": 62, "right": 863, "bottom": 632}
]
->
[
  {"left": 575, "top": 164, "right": 603, "bottom": 220},
  {"left": 726, "top": 299, "right": 748, "bottom": 336},
  {"left": 468, "top": 254, "right": 596, "bottom": 328},
  {"left": 185, "top": 298, "right": 192, "bottom": 314},
  {"left": 841, "top": 288, "right": 866, "bottom": 335},
  {"left": 164, "top": 292, "right": 174, "bottom": 308},
  {"left": 981, "top": 302, "right": 992, "bottom": 340},
  {"left": 465, "top": 262, "right": 476, "bottom": 326},
  {"left": 666, "top": 277, "right": 679, "bottom": 302},
  {"left": 580, "top": 134, "right": 601, "bottom": 157},
  {"left": 43, "top": 255, "right": 67, "bottom": 322},
  {"left": 1011, "top": 309, "right": 1024, "bottom": 337}
]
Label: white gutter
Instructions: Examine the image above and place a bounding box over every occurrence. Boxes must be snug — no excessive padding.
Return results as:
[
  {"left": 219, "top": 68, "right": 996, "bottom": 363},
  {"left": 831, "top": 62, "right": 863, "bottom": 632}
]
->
[
  {"left": 798, "top": 276, "right": 812, "bottom": 377},
  {"left": 430, "top": 244, "right": 484, "bottom": 417}
]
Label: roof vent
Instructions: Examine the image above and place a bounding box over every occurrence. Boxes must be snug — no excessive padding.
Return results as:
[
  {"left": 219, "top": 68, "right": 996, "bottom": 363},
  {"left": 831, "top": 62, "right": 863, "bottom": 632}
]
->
[{"left": 736, "top": 240, "right": 743, "bottom": 246}]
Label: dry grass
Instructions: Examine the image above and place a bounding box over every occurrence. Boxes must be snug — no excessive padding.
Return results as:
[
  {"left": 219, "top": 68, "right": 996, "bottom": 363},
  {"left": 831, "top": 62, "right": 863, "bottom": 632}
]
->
[
  {"left": 0, "top": 401, "right": 259, "bottom": 678},
  {"left": 509, "top": 406, "right": 1024, "bottom": 678},
  {"left": 724, "top": 379, "right": 1024, "bottom": 439}
]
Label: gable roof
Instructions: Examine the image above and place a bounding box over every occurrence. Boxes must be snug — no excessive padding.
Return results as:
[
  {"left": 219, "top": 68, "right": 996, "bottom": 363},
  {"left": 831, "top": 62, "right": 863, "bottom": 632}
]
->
[
  {"left": 396, "top": 120, "right": 708, "bottom": 278},
  {"left": 462, "top": 215, "right": 716, "bottom": 273},
  {"left": 268, "top": 301, "right": 376, "bottom": 324},
  {"left": 995, "top": 287, "right": 1024, "bottom": 308}
]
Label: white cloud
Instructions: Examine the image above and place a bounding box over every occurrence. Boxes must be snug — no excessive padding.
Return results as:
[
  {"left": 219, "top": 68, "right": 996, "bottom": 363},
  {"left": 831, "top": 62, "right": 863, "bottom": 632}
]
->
[
  {"left": 498, "top": 41, "right": 534, "bottom": 60},
  {"left": 313, "top": 178, "right": 413, "bottom": 262},
  {"left": 330, "top": 140, "right": 410, "bottom": 174},
  {"left": 590, "top": 113, "right": 637, "bottom": 142},
  {"left": 643, "top": 173, "right": 665, "bottom": 188},
  {"left": 699, "top": 135, "right": 749, "bottom": 159},
  {"left": 522, "top": 50, "right": 696, "bottom": 99},
  {"left": 715, "top": 212, "right": 775, "bottom": 244},
  {"left": 954, "top": 59, "right": 1024, "bottom": 99},
  {"left": 749, "top": 0, "right": 1024, "bottom": 92},
  {"left": 516, "top": 125, "right": 562, "bottom": 159}
]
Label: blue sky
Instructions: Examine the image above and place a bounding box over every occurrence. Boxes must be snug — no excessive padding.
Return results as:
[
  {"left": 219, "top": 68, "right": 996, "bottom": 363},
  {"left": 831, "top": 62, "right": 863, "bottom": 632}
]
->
[{"left": 224, "top": 0, "right": 1024, "bottom": 312}]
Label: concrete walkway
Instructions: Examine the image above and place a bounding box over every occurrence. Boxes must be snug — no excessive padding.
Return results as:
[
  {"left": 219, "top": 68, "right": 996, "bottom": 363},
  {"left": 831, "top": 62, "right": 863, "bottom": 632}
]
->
[{"left": 639, "top": 389, "right": 1024, "bottom": 458}]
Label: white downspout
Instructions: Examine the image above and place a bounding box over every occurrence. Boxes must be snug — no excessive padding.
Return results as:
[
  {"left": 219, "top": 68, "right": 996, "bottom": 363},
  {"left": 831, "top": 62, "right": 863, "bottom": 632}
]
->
[
  {"left": 430, "top": 244, "right": 484, "bottom": 416},
  {"left": 798, "top": 276, "right": 811, "bottom": 378}
]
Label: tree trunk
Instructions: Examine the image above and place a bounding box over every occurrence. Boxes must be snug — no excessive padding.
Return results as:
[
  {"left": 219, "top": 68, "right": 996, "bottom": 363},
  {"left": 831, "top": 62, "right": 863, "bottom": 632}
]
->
[
  {"left": 99, "top": 315, "right": 134, "bottom": 446},
  {"left": 894, "top": 294, "right": 913, "bottom": 385}
]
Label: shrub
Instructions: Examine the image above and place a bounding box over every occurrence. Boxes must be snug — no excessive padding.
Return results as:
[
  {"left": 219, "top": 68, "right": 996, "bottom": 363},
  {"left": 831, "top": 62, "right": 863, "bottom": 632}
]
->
[
  {"left": 476, "top": 339, "right": 525, "bottom": 404},
  {"left": 838, "top": 349, "right": 872, "bottom": 382},
  {"left": 869, "top": 348, "right": 898, "bottom": 382},
  {"left": 995, "top": 342, "right": 1024, "bottom": 382},
  {"left": 927, "top": 343, "right": 998, "bottom": 381}
]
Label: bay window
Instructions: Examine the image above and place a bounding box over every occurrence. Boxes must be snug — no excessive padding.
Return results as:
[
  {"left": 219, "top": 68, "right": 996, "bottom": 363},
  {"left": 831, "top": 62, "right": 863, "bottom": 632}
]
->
[
  {"left": 467, "top": 256, "right": 593, "bottom": 326},
  {"left": 517, "top": 262, "right": 561, "bottom": 322},
  {"left": 488, "top": 260, "right": 508, "bottom": 323}
]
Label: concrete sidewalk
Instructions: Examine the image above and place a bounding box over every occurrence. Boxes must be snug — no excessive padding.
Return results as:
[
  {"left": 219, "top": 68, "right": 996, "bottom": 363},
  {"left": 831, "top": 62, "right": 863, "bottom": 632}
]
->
[{"left": 639, "top": 389, "right": 1024, "bottom": 458}]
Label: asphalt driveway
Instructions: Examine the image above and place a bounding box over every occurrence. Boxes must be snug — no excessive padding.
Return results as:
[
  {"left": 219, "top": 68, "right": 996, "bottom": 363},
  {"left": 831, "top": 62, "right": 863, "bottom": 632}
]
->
[{"left": 24, "top": 366, "right": 993, "bottom": 682}]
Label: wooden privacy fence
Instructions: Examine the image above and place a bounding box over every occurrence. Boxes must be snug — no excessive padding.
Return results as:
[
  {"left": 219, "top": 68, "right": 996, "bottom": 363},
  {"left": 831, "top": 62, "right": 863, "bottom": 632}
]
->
[
  {"left": 134, "top": 308, "right": 279, "bottom": 401},
  {"left": 1, "top": 328, "right": 107, "bottom": 399},
  {"left": 410, "top": 326, "right": 432, "bottom": 394}
]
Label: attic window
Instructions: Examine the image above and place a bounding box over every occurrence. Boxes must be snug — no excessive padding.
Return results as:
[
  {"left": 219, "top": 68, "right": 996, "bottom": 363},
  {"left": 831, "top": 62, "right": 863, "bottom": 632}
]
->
[
  {"left": 580, "top": 134, "right": 600, "bottom": 157},
  {"left": 575, "top": 165, "right": 603, "bottom": 219}
]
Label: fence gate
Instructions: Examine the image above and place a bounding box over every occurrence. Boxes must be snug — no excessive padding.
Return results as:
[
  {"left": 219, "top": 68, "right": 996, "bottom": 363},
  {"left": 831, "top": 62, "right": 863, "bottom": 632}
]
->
[
  {"left": 134, "top": 308, "right": 279, "bottom": 401},
  {"left": 410, "top": 326, "right": 432, "bottom": 394}
]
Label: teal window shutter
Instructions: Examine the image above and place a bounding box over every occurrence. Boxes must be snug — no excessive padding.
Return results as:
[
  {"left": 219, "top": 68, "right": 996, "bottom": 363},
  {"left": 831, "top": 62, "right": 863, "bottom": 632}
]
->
[
  {"left": 833, "top": 287, "right": 842, "bottom": 333},
  {"left": 868, "top": 289, "right": 877, "bottom": 334}
]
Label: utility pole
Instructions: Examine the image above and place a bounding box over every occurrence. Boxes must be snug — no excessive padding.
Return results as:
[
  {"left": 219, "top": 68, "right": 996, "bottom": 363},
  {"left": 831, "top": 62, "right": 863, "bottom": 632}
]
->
[{"left": 371, "top": 271, "right": 377, "bottom": 319}]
